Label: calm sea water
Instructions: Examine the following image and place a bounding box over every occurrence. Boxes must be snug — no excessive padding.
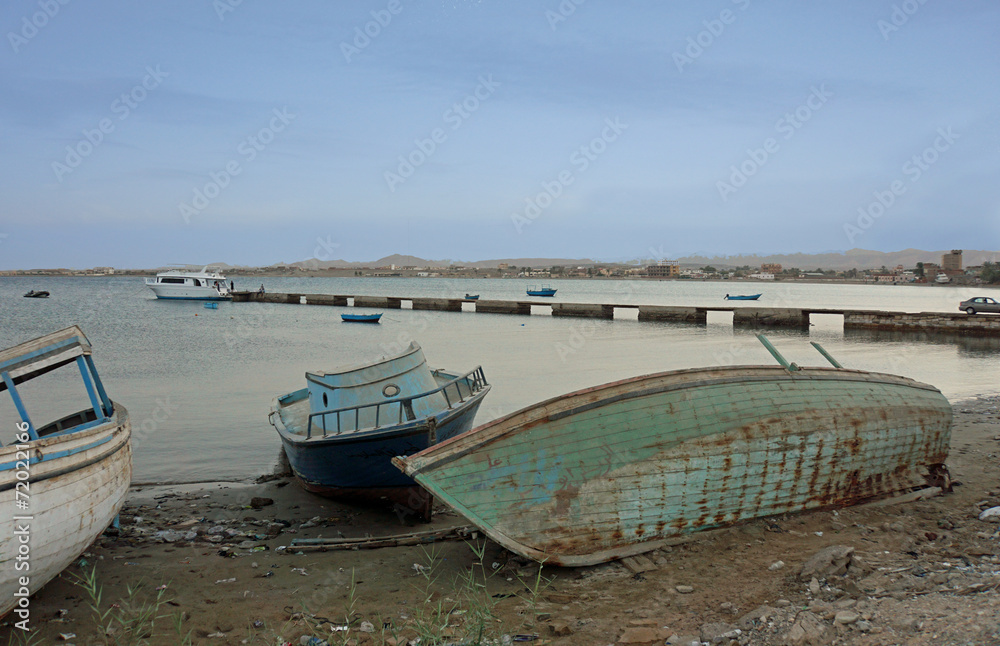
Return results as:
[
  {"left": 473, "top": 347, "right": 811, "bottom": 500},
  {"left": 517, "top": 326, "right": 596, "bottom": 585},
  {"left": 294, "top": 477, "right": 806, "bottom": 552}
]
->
[{"left": 2, "top": 275, "right": 999, "bottom": 483}]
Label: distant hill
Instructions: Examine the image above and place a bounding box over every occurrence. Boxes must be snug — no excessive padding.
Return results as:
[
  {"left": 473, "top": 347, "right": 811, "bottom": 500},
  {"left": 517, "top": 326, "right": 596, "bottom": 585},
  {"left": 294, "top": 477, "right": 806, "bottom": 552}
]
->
[
  {"left": 287, "top": 256, "right": 600, "bottom": 269},
  {"left": 142, "top": 249, "right": 999, "bottom": 274}
]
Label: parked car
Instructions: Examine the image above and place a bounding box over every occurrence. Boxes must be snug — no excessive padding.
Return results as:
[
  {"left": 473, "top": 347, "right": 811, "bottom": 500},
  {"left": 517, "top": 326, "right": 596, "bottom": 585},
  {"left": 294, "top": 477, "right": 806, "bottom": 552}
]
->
[{"left": 959, "top": 297, "right": 1000, "bottom": 315}]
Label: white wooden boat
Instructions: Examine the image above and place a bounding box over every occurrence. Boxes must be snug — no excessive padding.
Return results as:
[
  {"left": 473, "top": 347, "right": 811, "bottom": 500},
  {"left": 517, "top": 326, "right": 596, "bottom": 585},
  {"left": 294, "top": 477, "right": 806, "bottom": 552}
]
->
[{"left": 0, "top": 326, "right": 132, "bottom": 621}]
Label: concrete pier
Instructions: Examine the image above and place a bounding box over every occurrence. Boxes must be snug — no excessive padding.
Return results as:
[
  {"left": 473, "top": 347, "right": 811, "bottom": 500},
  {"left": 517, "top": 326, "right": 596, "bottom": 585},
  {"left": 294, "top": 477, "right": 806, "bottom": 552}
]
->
[
  {"left": 475, "top": 299, "right": 531, "bottom": 315},
  {"left": 844, "top": 310, "right": 1000, "bottom": 336},
  {"left": 551, "top": 303, "right": 614, "bottom": 319},
  {"left": 229, "top": 292, "right": 1000, "bottom": 336},
  {"left": 637, "top": 306, "right": 707, "bottom": 323},
  {"left": 733, "top": 308, "right": 809, "bottom": 328},
  {"left": 353, "top": 296, "right": 390, "bottom": 308},
  {"left": 412, "top": 297, "right": 462, "bottom": 312}
]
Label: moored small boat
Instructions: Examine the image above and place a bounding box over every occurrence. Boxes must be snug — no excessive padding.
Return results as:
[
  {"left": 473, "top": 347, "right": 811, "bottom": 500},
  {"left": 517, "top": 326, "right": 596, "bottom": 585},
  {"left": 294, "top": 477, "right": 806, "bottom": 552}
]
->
[
  {"left": 465, "top": 294, "right": 480, "bottom": 300},
  {"left": 724, "top": 293, "right": 761, "bottom": 300},
  {"left": 342, "top": 313, "right": 382, "bottom": 323},
  {"left": 270, "top": 342, "right": 490, "bottom": 520},
  {"left": 526, "top": 285, "right": 557, "bottom": 297},
  {"left": 395, "top": 336, "right": 952, "bottom": 566},
  {"left": 203, "top": 302, "right": 219, "bottom": 309},
  {"left": 0, "top": 326, "right": 132, "bottom": 619},
  {"left": 22, "top": 290, "right": 49, "bottom": 298}
]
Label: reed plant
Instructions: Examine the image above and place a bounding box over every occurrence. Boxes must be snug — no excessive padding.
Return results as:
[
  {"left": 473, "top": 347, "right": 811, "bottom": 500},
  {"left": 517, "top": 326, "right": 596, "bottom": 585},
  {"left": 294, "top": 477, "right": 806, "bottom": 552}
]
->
[{"left": 68, "top": 567, "right": 190, "bottom": 646}]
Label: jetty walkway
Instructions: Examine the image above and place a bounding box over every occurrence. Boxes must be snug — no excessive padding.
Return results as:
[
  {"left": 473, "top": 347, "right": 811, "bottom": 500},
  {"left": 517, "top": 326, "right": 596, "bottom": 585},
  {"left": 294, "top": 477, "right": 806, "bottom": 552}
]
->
[{"left": 231, "top": 292, "right": 1000, "bottom": 337}]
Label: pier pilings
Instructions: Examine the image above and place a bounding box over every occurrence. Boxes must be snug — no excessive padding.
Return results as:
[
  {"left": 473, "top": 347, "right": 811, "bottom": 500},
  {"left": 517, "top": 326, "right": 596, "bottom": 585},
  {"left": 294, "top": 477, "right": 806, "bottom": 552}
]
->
[{"left": 229, "top": 292, "right": 1000, "bottom": 336}]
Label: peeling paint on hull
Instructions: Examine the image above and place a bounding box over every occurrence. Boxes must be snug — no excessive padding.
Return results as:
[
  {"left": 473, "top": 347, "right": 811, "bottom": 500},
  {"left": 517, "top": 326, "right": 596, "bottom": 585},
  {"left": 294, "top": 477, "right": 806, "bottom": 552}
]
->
[
  {"left": 396, "top": 365, "right": 952, "bottom": 567},
  {"left": 0, "top": 407, "right": 131, "bottom": 617}
]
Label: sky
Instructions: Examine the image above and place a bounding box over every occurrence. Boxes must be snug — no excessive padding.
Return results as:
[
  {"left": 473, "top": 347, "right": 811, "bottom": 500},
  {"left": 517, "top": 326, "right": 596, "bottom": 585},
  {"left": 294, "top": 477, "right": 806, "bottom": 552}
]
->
[{"left": 1, "top": 0, "right": 998, "bottom": 269}]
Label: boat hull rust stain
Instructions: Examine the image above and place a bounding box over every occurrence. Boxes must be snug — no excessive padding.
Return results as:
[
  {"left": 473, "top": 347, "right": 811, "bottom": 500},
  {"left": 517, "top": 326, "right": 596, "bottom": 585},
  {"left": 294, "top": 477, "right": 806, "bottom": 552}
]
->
[{"left": 396, "top": 365, "right": 952, "bottom": 567}]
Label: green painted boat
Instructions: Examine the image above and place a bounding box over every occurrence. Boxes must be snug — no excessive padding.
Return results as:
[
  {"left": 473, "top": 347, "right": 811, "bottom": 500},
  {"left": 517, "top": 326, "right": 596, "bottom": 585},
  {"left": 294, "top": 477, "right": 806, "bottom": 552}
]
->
[{"left": 394, "top": 338, "right": 952, "bottom": 566}]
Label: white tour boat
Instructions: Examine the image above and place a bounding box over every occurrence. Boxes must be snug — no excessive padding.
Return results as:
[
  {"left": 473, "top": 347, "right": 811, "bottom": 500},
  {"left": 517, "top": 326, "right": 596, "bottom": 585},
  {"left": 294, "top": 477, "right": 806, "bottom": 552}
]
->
[{"left": 145, "top": 266, "right": 231, "bottom": 300}]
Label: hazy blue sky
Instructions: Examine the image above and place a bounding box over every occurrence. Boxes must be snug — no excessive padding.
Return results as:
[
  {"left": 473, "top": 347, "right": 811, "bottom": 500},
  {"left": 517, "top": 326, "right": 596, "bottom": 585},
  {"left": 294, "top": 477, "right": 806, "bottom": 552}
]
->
[{"left": 1, "top": 1, "right": 997, "bottom": 269}]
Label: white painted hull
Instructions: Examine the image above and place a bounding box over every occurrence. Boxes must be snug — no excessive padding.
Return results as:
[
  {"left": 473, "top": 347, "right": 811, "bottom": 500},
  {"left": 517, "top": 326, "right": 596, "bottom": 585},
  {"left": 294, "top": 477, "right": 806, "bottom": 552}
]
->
[
  {"left": 146, "top": 283, "right": 230, "bottom": 300},
  {"left": 0, "top": 406, "right": 132, "bottom": 618}
]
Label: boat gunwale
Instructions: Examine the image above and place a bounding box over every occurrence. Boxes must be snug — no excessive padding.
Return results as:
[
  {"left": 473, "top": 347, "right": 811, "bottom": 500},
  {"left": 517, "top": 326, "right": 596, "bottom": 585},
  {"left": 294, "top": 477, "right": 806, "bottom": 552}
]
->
[
  {"left": 398, "top": 364, "right": 944, "bottom": 477},
  {"left": 271, "top": 382, "right": 491, "bottom": 446},
  {"left": 305, "top": 341, "right": 422, "bottom": 380},
  {"left": 0, "top": 403, "right": 129, "bottom": 466}
]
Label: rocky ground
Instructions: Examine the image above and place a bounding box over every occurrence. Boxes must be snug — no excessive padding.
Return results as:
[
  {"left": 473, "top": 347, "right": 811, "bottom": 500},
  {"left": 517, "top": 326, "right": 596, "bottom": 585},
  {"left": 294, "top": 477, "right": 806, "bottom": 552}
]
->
[{"left": 3, "top": 396, "right": 1000, "bottom": 646}]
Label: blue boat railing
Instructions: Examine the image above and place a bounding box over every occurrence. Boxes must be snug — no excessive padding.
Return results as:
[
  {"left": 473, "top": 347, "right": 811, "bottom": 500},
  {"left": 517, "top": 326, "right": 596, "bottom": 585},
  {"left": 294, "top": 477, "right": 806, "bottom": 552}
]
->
[{"left": 306, "top": 366, "right": 488, "bottom": 439}]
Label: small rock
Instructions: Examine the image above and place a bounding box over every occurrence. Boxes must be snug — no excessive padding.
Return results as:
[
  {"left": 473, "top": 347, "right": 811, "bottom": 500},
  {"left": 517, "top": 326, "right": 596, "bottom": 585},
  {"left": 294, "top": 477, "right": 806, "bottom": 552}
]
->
[
  {"left": 700, "top": 622, "right": 739, "bottom": 644},
  {"left": 359, "top": 621, "right": 374, "bottom": 633},
  {"left": 155, "top": 530, "right": 181, "bottom": 543},
  {"left": 809, "top": 577, "right": 821, "bottom": 596},
  {"left": 548, "top": 621, "right": 573, "bottom": 636},
  {"left": 675, "top": 585, "right": 694, "bottom": 594},
  {"left": 978, "top": 506, "right": 1000, "bottom": 522},
  {"left": 769, "top": 560, "right": 785, "bottom": 571},
  {"left": 834, "top": 610, "right": 859, "bottom": 625},
  {"left": 799, "top": 545, "right": 855, "bottom": 581},
  {"left": 250, "top": 497, "right": 274, "bottom": 509},
  {"left": 619, "top": 626, "right": 670, "bottom": 644},
  {"left": 782, "top": 611, "right": 831, "bottom": 646}
]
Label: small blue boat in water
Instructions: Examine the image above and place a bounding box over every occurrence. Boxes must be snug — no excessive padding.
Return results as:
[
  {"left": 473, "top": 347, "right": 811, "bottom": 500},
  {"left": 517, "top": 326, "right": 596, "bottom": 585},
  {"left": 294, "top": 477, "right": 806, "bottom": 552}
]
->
[
  {"left": 269, "top": 342, "right": 490, "bottom": 519},
  {"left": 465, "top": 294, "right": 480, "bottom": 300},
  {"left": 342, "top": 313, "right": 382, "bottom": 323},
  {"left": 203, "top": 302, "right": 218, "bottom": 309},
  {"left": 724, "top": 293, "right": 762, "bottom": 301},
  {"left": 526, "top": 285, "right": 557, "bottom": 297}
]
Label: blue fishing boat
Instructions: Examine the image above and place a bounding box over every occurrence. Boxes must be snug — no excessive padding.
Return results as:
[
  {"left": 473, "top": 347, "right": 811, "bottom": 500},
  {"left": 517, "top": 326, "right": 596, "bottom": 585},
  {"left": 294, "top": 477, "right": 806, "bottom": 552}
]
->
[
  {"left": 269, "top": 342, "right": 490, "bottom": 519},
  {"left": 342, "top": 313, "right": 382, "bottom": 323},
  {"left": 526, "top": 285, "right": 557, "bottom": 297},
  {"left": 465, "top": 294, "right": 480, "bottom": 300},
  {"left": 0, "top": 327, "right": 132, "bottom": 617},
  {"left": 724, "top": 293, "right": 761, "bottom": 300},
  {"left": 203, "top": 302, "right": 218, "bottom": 309}
]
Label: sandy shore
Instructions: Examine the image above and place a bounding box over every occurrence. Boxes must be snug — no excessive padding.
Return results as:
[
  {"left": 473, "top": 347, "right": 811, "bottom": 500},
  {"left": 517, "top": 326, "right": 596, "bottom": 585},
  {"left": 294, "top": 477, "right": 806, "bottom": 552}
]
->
[{"left": 3, "top": 396, "right": 1000, "bottom": 646}]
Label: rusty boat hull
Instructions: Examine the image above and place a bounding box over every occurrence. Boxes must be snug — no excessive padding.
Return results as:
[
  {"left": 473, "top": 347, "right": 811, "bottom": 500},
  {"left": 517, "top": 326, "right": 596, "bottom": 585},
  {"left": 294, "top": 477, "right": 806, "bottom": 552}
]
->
[{"left": 395, "top": 365, "right": 952, "bottom": 566}]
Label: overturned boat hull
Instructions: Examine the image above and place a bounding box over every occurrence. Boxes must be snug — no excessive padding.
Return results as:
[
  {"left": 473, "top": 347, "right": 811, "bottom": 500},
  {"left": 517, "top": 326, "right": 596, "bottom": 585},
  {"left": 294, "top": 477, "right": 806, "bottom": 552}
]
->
[{"left": 396, "top": 364, "right": 952, "bottom": 566}]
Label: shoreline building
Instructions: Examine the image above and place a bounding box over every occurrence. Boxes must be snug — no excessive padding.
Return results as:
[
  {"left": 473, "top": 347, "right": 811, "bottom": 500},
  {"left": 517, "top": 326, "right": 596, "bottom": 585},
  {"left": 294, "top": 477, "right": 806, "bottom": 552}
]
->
[{"left": 646, "top": 259, "right": 680, "bottom": 278}]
